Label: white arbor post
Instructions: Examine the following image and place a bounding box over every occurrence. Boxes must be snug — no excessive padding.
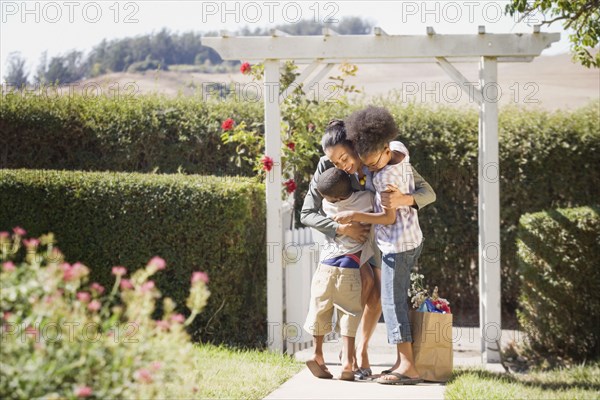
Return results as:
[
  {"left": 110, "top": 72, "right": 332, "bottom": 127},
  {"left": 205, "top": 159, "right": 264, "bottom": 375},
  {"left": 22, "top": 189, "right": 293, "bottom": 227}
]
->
[
  {"left": 264, "top": 60, "right": 284, "bottom": 352},
  {"left": 478, "top": 56, "right": 502, "bottom": 363}
]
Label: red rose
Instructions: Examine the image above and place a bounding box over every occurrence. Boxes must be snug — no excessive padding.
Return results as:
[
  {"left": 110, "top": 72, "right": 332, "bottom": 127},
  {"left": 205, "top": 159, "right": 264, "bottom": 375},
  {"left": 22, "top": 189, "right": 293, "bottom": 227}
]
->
[
  {"left": 240, "top": 62, "right": 251, "bottom": 75},
  {"left": 221, "top": 118, "right": 235, "bottom": 131},
  {"left": 284, "top": 179, "right": 297, "bottom": 194},
  {"left": 286, "top": 142, "right": 296, "bottom": 152},
  {"left": 261, "top": 155, "right": 274, "bottom": 172}
]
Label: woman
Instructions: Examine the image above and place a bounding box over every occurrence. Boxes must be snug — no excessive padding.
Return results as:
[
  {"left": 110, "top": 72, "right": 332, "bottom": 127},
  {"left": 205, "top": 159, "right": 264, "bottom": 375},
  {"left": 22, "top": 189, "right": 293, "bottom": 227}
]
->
[{"left": 300, "top": 119, "right": 436, "bottom": 380}]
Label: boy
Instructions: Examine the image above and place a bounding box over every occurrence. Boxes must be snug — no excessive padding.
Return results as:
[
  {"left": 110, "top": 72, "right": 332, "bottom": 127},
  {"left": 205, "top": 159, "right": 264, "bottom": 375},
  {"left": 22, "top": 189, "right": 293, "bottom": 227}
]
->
[
  {"left": 334, "top": 106, "right": 427, "bottom": 385},
  {"left": 303, "top": 167, "right": 375, "bottom": 381}
]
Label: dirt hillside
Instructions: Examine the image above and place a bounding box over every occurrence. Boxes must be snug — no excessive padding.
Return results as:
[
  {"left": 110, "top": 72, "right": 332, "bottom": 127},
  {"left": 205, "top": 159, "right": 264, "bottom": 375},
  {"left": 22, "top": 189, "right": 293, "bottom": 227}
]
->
[{"left": 77, "top": 54, "right": 599, "bottom": 110}]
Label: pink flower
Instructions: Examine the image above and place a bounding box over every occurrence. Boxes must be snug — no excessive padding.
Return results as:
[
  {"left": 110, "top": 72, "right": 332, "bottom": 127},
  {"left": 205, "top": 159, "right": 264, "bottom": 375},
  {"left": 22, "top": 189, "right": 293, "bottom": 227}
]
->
[
  {"left": 61, "top": 263, "right": 88, "bottom": 281},
  {"left": 111, "top": 266, "right": 127, "bottom": 276},
  {"left": 88, "top": 300, "right": 101, "bottom": 312},
  {"left": 2, "top": 262, "right": 16, "bottom": 272},
  {"left": 141, "top": 281, "right": 155, "bottom": 292},
  {"left": 191, "top": 271, "right": 209, "bottom": 284},
  {"left": 74, "top": 386, "right": 93, "bottom": 398},
  {"left": 156, "top": 320, "right": 170, "bottom": 330},
  {"left": 221, "top": 118, "right": 235, "bottom": 131},
  {"left": 12, "top": 226, "right": 26, "bottom": 236},
  {"left": 3, "top": 312, "right": 12, "bottom": 320},
  {"left": 76, "top": 292, "right": 91, "bottom": 303},
  {"left": 60, "top": 263, "right": 90, "bottom": 281},
  {"left": 286, "top": 142, "right": 296, "bottom": 151},
  {"left": 0, "top": 232, "right": 9, "bottom": 240},
  {"left": 170, "top": 313, "right": 185, "bottom": 324},
  {"left": 148, "top": 256, "right": 166, "bottom": 271},
  {"left": 150, "top": 361, "right": 162, "bottom": 371},
  {"left": 240, "top": 62, "right": 251, "bottom": 74},
  {"left": 120, "top": 279, "right": 134, "bottom": 290},
  {"left": 61, "top": 263, "right": 75, "bottom": 281},
  {"left": 134, "top": 368, "right": 153, "bottom": 384},
  {"left": 23, "top": 238, "right": 40, "bottom": 248},
  {"left": 261, "top": 155, "right": 274, "bottom": 172},
  {"left": 90, "top": 282, "right": 105, "bottom": 294},
  {"left": 24, "top": 325, "right": 38, "bottom": 338},
  {"left": 284, "top": 179, "right": 297, "bottom": 194}
]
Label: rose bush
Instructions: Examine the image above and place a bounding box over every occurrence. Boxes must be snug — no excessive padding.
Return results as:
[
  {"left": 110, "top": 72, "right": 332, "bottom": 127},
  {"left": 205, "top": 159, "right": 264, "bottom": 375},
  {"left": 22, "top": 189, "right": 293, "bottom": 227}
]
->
[
  {"left": 0, "top": 227, "right": 210, "bottom": 399},
  {"left": 220, "top": 61, "right": 360, "bottom": 204}
]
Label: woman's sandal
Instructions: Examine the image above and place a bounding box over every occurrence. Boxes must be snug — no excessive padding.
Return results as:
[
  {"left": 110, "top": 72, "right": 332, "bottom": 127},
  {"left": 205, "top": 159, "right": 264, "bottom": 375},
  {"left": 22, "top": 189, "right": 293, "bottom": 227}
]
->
[
  {"left": 305, "top": 360, "right": 333, "bottom": 379},
  {"left": 376, "top": 372, "right": 423, "bottom": 385}
]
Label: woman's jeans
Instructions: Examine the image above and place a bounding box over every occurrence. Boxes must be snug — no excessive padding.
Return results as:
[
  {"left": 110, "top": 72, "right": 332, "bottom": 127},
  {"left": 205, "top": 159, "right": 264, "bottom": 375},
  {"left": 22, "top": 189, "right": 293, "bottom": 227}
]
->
[{"left": 381, "top": 242, "right": 423, "bottom": 344}]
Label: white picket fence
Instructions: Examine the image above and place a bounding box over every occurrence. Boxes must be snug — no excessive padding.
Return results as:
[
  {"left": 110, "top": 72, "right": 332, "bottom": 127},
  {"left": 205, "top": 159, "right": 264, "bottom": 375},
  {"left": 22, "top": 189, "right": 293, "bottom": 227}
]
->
[{"left": 282, "top": 227, "right": 325, "bottom": 355}]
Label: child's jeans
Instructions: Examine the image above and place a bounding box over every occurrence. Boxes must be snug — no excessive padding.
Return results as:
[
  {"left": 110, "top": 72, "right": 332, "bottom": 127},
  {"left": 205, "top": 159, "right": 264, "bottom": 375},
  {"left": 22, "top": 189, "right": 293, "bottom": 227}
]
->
[{"left": 381, "top": 242, "right": 423, "bottom": 344}]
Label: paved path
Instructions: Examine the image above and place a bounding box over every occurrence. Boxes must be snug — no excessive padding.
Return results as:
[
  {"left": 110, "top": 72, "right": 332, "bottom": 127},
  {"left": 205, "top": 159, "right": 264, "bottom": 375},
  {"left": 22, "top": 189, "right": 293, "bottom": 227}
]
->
[{"left": 265, "top": 323, "right": 521, "bottom": 399}]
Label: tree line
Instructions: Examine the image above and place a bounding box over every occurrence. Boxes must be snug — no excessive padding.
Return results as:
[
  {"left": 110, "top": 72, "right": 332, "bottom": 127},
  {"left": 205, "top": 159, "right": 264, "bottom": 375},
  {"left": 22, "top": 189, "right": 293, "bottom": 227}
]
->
[{"left": 3, "top": 17, "right": 372, "bottom": 87}]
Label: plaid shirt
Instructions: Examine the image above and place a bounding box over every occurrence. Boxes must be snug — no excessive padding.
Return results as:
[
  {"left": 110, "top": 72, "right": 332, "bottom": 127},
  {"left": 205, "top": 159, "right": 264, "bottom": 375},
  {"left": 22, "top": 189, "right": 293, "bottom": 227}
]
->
[{"left": 372, "top": 142, "right": 423, "bottom": 254}]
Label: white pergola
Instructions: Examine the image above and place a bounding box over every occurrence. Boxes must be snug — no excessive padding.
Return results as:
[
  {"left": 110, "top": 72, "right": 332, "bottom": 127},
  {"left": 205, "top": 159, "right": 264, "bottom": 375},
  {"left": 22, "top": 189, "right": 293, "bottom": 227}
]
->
[{"left": 203, "top": 26, "right": 559, "bottom": 363}]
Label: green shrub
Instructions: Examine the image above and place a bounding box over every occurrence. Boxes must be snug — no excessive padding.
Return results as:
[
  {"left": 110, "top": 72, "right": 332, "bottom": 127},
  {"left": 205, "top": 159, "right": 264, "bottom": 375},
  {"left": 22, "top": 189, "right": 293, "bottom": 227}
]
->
[
  {"left": 127, "top": 59, "right": 168, "bottom": 73},
  {"left": 393, "top": 102, "right": 600, "bottom": 319},
  {"left": 0, "top": 90, "right": 263, "bottom": 176},
  {"left": 0, "top": 169, "right": 266, "bottom": 347},
  {"left": 517, "top": 206, "right": 600, "bottom": 364},
  {"left": 0, "top": 229, "right": 210, "bottom": 399}
]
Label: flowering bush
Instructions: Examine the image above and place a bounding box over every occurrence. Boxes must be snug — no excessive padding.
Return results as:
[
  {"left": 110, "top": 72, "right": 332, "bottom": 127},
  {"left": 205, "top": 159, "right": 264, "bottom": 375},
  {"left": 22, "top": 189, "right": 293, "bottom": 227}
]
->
[
  {"left": 0, "top": 227, "right": 210, "bottom": 399},
  {"left": 219, "top": 60, "right": 360, "bottom": 203},
  {"left": 409, "top": 273, "right": 451, "bottom": 314}
]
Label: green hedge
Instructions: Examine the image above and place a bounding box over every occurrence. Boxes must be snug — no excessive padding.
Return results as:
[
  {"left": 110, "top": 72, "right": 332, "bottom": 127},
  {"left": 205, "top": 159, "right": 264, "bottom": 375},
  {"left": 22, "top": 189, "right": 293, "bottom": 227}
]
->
[
  {"left": 0, "top": 91, "right": 263, "bottom": 175},
  {"left": 0, "top": 169, "right": 266, "bottom": 347},
  {"left": 2, "top": 91, "right": 599, "bottom": 320},
  {"left": 516, "top": 206, "right": 600, "bottom": 364},
  {"left": 390, "top": 102, "right": 600, "bottom": 320}
]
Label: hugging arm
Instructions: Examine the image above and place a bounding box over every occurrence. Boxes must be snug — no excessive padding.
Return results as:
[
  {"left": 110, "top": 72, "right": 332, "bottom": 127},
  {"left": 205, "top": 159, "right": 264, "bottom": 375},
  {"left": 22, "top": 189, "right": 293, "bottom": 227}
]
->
[
  {"left": 412, "top": 166, "right": 436, "bottom": 209},
  {"left": 333, "top": 205, "right": 396, "bottom": 226},
  {"left": 381, "top": 165, "right": 436, "bottom": 210},
  {"left": 300, "top": 157, "right": 339, "bottom": 239},
  {"left": 300, "top": 156, "right": 369, "bottom": 242}
]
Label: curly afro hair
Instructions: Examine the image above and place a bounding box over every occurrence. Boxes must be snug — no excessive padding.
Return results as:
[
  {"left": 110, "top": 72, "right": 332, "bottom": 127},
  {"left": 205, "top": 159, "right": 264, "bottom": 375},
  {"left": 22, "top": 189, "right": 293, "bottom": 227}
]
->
[{"left": 345, "top": 106, "right": 398, "bottom": 156}]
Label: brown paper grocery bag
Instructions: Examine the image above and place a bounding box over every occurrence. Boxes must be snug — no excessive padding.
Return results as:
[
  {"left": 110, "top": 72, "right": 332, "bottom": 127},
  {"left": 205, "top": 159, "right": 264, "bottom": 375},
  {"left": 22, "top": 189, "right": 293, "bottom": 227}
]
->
[{"left": 409, "top": 310, "right": 453, "bottom": 382}]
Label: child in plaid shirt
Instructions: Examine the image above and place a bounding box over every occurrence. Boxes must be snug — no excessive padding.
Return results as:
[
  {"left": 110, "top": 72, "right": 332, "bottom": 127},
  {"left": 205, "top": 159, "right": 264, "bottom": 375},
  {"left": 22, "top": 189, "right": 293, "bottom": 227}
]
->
[{"left": 333, "top": 106, "right": 431, "bottom": 386}]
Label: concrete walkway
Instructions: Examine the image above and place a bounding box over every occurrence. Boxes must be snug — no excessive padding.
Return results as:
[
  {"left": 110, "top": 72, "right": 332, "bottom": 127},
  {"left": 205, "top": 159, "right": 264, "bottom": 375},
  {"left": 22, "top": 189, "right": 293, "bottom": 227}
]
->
[{"left": 265, "top": 323, "right": 522, "bottom": 399}]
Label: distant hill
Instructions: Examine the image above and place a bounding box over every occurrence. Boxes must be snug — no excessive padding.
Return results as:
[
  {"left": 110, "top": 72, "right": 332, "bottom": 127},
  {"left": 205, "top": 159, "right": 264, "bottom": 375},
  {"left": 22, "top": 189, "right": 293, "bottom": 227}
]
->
[{"left": 74, "top": 53, "right": 599, "bottom": 110}]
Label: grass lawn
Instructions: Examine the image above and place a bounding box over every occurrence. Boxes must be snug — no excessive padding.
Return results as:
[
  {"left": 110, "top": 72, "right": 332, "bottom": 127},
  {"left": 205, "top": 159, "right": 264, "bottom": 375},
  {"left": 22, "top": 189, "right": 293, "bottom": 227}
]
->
[
  {"left": 193, "top": 344, "right": 303, "bottom": 399},
  {"left": 445, "top": 363, "right": 600, "bottom": 400}
]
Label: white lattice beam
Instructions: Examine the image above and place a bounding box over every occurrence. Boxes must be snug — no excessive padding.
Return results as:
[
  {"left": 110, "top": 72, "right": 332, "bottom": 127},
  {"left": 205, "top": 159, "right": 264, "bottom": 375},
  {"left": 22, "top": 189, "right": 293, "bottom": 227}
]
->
[{"left": 202, "top": 32, "right": 559, "bottom": 61}]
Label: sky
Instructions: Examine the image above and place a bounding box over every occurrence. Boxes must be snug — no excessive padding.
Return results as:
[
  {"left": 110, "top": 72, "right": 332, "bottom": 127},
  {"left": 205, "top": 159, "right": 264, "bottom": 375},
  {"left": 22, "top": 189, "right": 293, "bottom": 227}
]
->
[{"left": 0, "top": 0, "right": 571, "bottom": 80}]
